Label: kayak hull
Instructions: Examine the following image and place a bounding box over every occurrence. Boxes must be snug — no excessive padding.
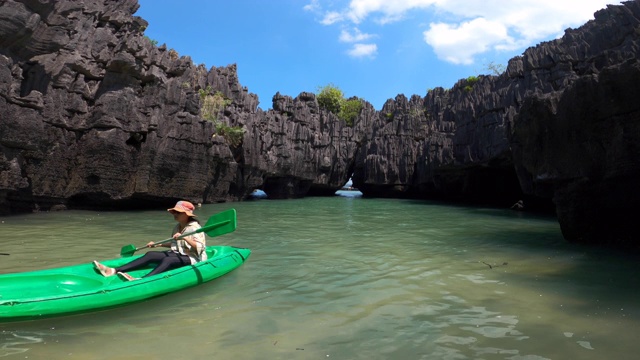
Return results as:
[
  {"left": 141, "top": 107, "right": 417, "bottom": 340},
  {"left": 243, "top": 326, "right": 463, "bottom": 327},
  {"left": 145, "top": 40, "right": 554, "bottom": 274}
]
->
[{"left": 0, "top": 246, "right": 250, "bottom": 321}]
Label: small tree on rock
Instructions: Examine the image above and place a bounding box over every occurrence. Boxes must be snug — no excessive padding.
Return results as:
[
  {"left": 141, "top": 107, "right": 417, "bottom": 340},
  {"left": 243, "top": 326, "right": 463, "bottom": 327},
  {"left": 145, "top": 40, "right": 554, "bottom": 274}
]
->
[
  {"left": 316, "top": 83, "right": 362, "bottom": 126},
  {"left": 316, "top": 83, "right": 344, "bottom": 114}
]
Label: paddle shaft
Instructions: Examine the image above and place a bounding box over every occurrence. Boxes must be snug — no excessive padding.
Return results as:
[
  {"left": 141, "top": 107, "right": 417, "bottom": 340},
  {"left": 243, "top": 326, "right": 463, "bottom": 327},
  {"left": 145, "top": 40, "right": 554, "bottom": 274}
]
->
[
  {"left": 119, "top": 209, "right": 236, "bottom": 257},
  {"left": 131, "top": 225, "right": 216, "bottom": 252}
]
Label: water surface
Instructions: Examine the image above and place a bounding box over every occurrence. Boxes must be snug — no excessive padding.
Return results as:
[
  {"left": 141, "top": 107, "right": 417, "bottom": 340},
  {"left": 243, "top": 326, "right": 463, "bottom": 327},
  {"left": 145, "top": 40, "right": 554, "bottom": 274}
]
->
[{"left": 1, "top": 197, "right": 639, "bottom": 359}]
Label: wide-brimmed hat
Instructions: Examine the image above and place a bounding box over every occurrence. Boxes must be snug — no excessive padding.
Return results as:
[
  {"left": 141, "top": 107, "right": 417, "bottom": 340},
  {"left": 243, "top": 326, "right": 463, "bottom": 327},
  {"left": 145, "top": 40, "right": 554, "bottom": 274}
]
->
[{"left": 167, "top": 201, "right": 197, "bottom": 217}]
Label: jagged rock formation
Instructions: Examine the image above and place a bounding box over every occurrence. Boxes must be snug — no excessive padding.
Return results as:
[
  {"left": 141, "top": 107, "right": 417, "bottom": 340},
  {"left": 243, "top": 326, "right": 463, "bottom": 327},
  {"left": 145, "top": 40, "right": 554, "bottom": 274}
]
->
[
  {"left": 0, "top": 0, "right": 237, "bottom": 212},
  {"left": 238, "top": 91, "right": 358, "bottom": 199},
  {"left": 1, "top": 0, "right": 639, "bottom": 249},
  {"left": 0, "top": 0, "right": 354, "bottom": 213},
  {"left": 352, "top": 1, "right": 640, "bottom": 247}
]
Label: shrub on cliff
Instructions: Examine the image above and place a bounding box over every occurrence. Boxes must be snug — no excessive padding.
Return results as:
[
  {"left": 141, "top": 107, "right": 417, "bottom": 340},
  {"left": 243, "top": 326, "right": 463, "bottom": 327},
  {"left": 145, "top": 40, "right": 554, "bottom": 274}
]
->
[
  {"left": 340, "top": 98, "right": 362, "bottom": 126},
  {"left": 463, "top": 76, "right": 479, "bottom": 92},
  {"left": 317, "top": 83, "right": 344, "bottom": 114},
  {"left": 484, "top": 61, "right": 506, "bottom": 76},
  {"left": 316, "top": 84, "right": 362, "bottom": 126},
  {"left": 199, "top": 87, "right": 230, "bottom": 122},
  {"left": 199, "top": 86, "right": 245, "bottom": 147}
]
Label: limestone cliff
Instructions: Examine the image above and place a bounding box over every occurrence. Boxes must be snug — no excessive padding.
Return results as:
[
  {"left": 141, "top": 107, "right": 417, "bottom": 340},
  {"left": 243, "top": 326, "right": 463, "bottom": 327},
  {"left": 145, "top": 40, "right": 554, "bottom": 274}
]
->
[
  {"left": 353, "top": 1, "right": 640, "bottom": 247},
  {"left": 1, "top": 0, "right": 639, "bottom": 249}
]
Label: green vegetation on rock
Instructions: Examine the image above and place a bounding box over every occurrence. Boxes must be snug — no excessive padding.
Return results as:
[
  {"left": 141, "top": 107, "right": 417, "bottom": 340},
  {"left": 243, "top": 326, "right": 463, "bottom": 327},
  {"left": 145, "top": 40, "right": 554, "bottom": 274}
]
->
[
  {"left": 463, "top": 75, "right": 479, "bottom": 92},
  {"left": 316, "top": 83, "right": 362, "bottom": 126},
  {"left": 144, "top": 36, "right": 158, "bottom": 46},
  {"left": 199, "top": 86, "right": 245, "bottom": 147}
]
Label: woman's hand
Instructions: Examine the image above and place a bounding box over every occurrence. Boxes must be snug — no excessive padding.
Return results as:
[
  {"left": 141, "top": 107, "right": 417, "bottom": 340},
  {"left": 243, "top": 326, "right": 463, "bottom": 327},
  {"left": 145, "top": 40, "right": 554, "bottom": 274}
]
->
[{"left": 146, "top": 241, "right": 156, "bottom": 248}]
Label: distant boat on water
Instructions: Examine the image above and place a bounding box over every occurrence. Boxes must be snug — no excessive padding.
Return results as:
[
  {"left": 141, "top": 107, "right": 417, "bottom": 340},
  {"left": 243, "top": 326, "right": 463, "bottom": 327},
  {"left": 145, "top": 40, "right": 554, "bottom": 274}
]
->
[
  {"left": 336, "top": 178, "right": 361, "bottom": 197},
  {"left": 340, "top": 178, "right": 358, "bottom": 191},
  {"left": 335, "top": 189, "right": 362, "bottom": 198},
  {"left": 249, "top": 180, "right": 361, "bottom": 199}
]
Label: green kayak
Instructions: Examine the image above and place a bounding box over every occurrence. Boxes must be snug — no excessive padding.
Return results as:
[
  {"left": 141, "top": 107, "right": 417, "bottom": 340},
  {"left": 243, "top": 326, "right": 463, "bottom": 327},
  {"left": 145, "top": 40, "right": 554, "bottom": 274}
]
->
[{"left": 0, "top": 246, "right": 250, "bottom": 321}]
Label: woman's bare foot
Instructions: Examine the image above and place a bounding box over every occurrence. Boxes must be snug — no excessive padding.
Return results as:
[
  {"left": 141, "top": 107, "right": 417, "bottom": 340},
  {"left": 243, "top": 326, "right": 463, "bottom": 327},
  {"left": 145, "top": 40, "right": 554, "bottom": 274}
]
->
[
  {"left": 93, "top": 260, "right": 116, "bottom": 277},
  {"left": 117, "top": 272, "right": 139, "bottom": 281}
]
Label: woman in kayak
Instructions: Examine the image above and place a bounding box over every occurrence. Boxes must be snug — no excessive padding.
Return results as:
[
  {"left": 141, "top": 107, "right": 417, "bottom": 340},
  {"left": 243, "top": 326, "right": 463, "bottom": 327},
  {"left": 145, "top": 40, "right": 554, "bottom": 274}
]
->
[{"left": 93, "top": 200, "right": 207, "bottom": 281}]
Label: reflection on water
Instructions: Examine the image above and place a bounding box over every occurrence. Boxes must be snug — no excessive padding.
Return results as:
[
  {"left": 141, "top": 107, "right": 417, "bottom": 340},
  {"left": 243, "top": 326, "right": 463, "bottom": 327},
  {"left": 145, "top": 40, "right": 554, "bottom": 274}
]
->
[
  {"left": 0, "top": 331, "right": 44, "bottom": 357},
  {"left": 1, "top": 197, "right": 639, "bottom": 359}
]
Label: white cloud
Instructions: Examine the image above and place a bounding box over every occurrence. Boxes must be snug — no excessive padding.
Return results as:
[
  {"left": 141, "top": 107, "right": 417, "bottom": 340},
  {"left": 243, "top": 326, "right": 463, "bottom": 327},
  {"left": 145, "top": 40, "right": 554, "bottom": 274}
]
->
[
  {"left": 339, "top": 28, "right": 376, "bottom": 43},
  {"left": 303, "top": 0, "right": 320, "bottom": 12},
  {"left": 424, "top": 18, "right": 510, "bottom": 64},
  {"left": 348, "top": 43, "right": 378, "bottom": 58},
  {"left": 346, "top": 0, "right": 437, "bottom": 24},
  {"left": 311, "top": 0, "right": 624, "bottom": 64},
  {"left": 321, "top": 11, "right": 344, "bottom": 25},
  {"left": 421, "top": 0, "right": 622, "bottom": 63}
]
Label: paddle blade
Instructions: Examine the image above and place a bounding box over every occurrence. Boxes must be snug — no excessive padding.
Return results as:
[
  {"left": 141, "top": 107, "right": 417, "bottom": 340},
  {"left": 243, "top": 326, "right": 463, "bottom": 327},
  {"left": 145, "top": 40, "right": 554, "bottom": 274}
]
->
[
  {"left": 201, "top": 209, "right": 237, "bottom": 237},
  {"left": 120, "top": 244, "right": 137, "bottom": 257}
]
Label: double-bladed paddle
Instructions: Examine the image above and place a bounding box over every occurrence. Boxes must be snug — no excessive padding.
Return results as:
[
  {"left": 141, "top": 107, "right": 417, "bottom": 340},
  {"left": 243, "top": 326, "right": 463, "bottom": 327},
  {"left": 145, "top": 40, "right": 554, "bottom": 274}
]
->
[{"left": 119, "top": 208, "right": 237, "bottom": 257}]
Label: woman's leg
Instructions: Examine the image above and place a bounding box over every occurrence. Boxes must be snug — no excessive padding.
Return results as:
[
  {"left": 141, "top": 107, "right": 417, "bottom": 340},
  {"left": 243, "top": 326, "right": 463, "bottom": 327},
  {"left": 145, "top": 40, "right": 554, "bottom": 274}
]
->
[
  {"left": 115, "top": 251, "right": 168, "bottom": 273},
  {"left": 143, "top": 252, "right": 191, "bottom": 277}
]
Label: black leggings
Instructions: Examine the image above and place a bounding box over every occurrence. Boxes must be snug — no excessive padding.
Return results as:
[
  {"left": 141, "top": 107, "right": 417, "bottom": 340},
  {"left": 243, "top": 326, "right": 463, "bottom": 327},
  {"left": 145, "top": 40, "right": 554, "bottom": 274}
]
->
[{"left": 116, "top": 251, "right": 191, "bottom": 278}]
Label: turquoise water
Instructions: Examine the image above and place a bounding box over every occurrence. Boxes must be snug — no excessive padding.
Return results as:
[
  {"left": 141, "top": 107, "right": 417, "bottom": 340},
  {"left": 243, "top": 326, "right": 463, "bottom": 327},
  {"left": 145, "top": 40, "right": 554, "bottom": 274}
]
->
[{"left": 1, "top": 197, "right": 639, "bottom": 359}]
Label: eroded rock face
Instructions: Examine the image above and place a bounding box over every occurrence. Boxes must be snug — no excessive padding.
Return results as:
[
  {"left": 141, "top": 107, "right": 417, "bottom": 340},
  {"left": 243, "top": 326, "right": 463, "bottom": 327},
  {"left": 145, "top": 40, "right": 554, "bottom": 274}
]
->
[
  {"left": 0, "top": 0, "right": 356, "bottom": 213},
  {"left": 0, "top": 0, "right": 243, "bottom": 212},
  {"left": 513, "top": 59, "right": 640, "bottom": 245},
  {"left": 509, "top": 3, "right": 640, "bottom": 246},
  {"left": 353, "top": 1, "right": 640, "bottom": 247},
  {"left": 241, "top": 91, "right": 358, "bottom": 199},
  {"left": 1, "top": 0, "right": 639, "bottom": 249}
]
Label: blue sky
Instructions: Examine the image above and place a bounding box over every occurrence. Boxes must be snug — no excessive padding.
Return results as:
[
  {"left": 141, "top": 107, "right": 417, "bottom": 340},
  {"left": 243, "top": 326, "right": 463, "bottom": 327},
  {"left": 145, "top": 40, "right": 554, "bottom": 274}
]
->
[{"left": 136, "top": 0, "right": 623, "bottom": 110}]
